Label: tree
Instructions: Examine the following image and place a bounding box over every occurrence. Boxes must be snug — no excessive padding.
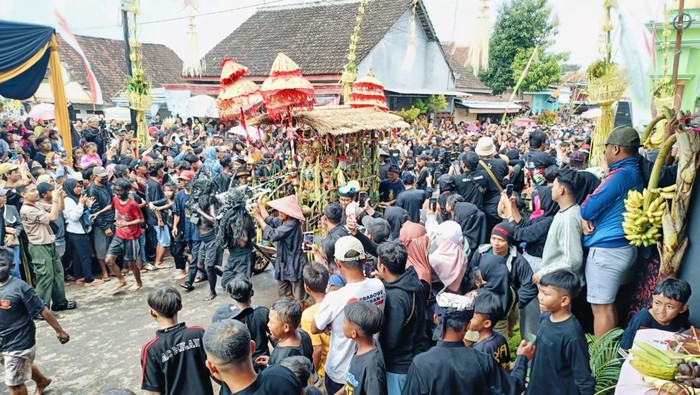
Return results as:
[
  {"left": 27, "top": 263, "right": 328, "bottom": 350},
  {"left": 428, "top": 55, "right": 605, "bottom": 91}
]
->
[
  {"left": 412, "top": 95, "right": 448, "bottom": 115},
  {"left": 479, "top": 0, "right": 559, "bottom": 95},
  {"left": 511, "top": 47, "right": 568, "bottom": 92}
]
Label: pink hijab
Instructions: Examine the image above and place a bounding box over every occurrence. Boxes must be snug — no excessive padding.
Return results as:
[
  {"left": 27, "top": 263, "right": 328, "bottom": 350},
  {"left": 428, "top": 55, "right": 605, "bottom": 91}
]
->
[
  {"left": 399, "top": 222, "right": 432, "bottom": 287},
  {"left": 429, "top": 221, "right": 467, "bottom": 293}
]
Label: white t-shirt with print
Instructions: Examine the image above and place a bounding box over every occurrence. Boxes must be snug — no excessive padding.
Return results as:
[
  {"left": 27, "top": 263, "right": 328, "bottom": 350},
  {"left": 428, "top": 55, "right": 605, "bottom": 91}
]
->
[{"left": 313, "top": 277, "right": 385, "bottom": 384}]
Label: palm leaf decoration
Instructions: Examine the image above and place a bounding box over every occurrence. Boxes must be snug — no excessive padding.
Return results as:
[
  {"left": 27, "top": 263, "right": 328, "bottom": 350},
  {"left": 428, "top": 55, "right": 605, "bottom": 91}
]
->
[{"left": 586, "top": 327, "right": 624, "bottom": 395}]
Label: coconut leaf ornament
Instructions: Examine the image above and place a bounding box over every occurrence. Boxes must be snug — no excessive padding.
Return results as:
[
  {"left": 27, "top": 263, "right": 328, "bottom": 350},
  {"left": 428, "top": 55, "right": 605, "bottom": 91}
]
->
[
  {"left": 349, "top": 71, "right": 387, "bottom": 112},
  {"left": 261, "top": 53, "right": 315, "bottom": 121},
  {"left": 217, "top": 59, "right": 263, "bottom": 120}
]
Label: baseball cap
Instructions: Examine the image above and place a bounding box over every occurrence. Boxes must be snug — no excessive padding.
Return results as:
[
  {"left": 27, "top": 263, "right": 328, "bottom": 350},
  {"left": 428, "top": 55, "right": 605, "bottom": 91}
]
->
[
  {"left": 179, "top": 170, "right": 195, "bottom": 181},
  {"left": 0, "top": 188, "right": 9, "bottom": 196},
  {"left": 0, "top": 163, "right": 19, "bottom": 176},
  {"left": 37, "top": 182, "right": 54, "bottom": 196},
  {"left": 92, "top": 166, "right": 109, "bottom": 177},
  {"left": 334, "top": 236, "right": 366, "bottom": 262},
  {"left": 361, "top": 216, "right": 392, "bottom": 243},
  {"left": 210, "top": 305, "right": 254, "bottom": 322},
  {"left": 603, "top": 126, "right": 640, "bottom": 147},
  {"left": 36, "top": 174, "right": 53, "bottom": 184},
  {"left": 323, "top": 203, "right": 343, "bottom": 223},
  {"left": 401, "top": 171, "right": 415, "bottom": 185}
]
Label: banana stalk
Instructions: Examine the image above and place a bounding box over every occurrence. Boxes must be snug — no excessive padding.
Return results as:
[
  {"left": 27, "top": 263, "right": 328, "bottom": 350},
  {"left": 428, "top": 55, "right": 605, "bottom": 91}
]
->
[
  {"left": 645, "top": 134, "right": 677, "bottom": 210},
  {"left": 660, "top": 130, "right": 700, "bottom": 277},
  {"left": 640, "top": 113, "right": 668, "bottom": 147}
]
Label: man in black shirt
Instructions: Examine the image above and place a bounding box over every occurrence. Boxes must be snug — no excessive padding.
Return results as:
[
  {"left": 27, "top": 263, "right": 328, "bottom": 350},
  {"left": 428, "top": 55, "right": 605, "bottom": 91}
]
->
[
  {"left": 453, "top": 152, "right": 488, "bottom": 210},
  {"left": 87, "top": 166, "right": 113, "bottom": 281},
  {"left": 145, "top": 160, "right": 166, "bottom": 264},
  {"left": 523, "top": 130, "right": 557, "bottom": 176},
  {"left": 141, "top": 286, "right": 214, "bottom": 395},
  {"left": 395, "top": 172, "right": 426, "bottom": 223},
  {"left": 403, "top": 291, "right": 533, "bottom": 395},
  {"left": 319, "top": 204, "right": 350, "bottom": 265},
  {"left": 378, "top": 150, "right": 391, "bottom": 181},
  {"left": 32, "top": 137, "right": 53, "bottom": 169},
  {"left": 83, "top": 117, "right": 107, "bottom": 157},
  {"left": 0, "top": 248, "right": 69, "bottom": 395},
  {"left": 204, "top": 319, "right": 301, "bottom": 395},
  {"left": 475, "top": 137, "right": 509, "bottom": 231}
]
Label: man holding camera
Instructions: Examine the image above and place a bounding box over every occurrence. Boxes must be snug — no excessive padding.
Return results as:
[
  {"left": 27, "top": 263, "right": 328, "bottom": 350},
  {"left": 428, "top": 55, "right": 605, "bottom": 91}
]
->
[{"left": 83, "top": 117, "right": 107, "bottom": 157}]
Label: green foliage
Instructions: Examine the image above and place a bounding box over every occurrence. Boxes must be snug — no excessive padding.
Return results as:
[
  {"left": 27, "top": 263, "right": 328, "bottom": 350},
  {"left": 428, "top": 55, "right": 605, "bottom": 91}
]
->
[
  {"left": 508, "top": 325, "right": 521, "bottom": 362},
  {"left": 511, "top": 47, "right": 567, "bottom": 92},
  {"left": 412, "top": 95, "right": 448, "bottom": 116},
  {"left": 480, "top": 0, "right": 559, "bottom": 95},
  {"left": 393, "top": 107, "right": 421, "bottom": 124},
  {"left": 536, "top": 110, "right": 557, "bottom": 125},
  {"left": 586, "top": 328, "right": 624, "bottom": 395}
]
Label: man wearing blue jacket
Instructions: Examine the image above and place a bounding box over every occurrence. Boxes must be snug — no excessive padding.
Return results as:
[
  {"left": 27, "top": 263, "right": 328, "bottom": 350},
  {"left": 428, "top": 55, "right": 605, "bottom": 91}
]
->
[{"left": 580, "top": 126, "right": 643, "bottom": 337}]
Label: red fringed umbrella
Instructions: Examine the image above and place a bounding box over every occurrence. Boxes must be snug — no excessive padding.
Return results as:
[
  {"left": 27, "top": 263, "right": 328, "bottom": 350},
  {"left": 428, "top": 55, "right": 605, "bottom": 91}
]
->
[
  {"left": 217, "top": 59, "right": 263, "bottom": 120},
  {"left": 261, "top": 53, "right": 315, "bottom": 121},
  {"left": 349, "top": 71, "right": 387, "bottom": 112}
]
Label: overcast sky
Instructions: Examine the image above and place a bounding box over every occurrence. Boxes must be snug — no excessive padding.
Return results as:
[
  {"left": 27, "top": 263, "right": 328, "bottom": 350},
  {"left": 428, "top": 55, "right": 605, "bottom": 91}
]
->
[{"left": 1, "top": 0, "right": 661, "bottom": 68}]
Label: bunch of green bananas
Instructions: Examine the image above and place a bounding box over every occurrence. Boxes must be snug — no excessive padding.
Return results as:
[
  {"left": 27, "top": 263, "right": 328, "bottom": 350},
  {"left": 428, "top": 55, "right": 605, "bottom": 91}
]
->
[
  {"left": 623, "top": 184, "right": 676, "bottom": 247},
  {"left": 629, "top": 341, "right": 684, "bottom": 381}
]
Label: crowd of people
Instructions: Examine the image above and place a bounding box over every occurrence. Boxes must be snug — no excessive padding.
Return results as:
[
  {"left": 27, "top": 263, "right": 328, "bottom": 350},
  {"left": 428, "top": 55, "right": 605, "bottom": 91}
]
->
[{"left": 0, "top": 112, "right": 694, "bottom": 395}]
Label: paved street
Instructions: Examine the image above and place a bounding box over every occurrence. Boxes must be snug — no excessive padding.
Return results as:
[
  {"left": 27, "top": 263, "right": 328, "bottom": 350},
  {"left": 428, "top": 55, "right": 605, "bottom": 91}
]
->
[{"left": 25, "top": 260, "right": 279, "bottom": 394}]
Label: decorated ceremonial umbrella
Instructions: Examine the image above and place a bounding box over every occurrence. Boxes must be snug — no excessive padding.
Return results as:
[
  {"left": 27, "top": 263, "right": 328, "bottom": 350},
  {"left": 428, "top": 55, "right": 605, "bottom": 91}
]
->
[
  {"left": 514, "top": 117, "right": 537, "bottom": 127},
  {"left": 260, "top": 53, "right": 315, "bottom": 122},
  {"left": 179, "top": 94, "right": 219, "bottom": 118},
  {"left": 216, "top": 59, "right": 263, "bottom": 121},
  {"left": 348, "top": 71, "right": 387, "bottom": 112}
]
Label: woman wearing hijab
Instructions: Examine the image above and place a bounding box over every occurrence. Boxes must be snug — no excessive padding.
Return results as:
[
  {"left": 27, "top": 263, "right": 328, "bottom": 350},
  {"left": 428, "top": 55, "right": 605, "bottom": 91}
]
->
[
  {"left": 503, "top": 186, "right": 559, "bottom": 274},
  {"left": 0, "top": 188, "right": 24, "bottom": 280},
  {"left": 470, "top": 222, "right": 538, "bottom": 339},
  {"left": 251, "top": 195, "right": 308, "bottom": 301},
  {"left": 428, "top": 221, "right": 467, "bottom": 293},
  {"left": 63, "top": 178, "right": 102, "bottom": 286},
  {"left": 399, "top": 221, "right": 431, "bottom": 297},
  {"left": 452, "top": 201, "right": 488, "bottom": 258},
  {"left": 383, "top": 206, "right": 409, "bottom": 240}
]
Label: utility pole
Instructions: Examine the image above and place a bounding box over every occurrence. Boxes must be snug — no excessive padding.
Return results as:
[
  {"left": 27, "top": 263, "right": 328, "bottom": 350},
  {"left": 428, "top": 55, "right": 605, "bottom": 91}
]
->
[
  {"left": 121, "top": 1, "right": 138, "bottom": 133},
  {"left": 671, "top": 0, "right": 686, "bottom": 111}
]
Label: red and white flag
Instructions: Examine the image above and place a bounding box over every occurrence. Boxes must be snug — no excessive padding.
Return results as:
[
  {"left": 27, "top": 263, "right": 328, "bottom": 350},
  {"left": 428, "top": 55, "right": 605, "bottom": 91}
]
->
[{"left": 54, "top": 9, "right": 104, "bottom": 105}]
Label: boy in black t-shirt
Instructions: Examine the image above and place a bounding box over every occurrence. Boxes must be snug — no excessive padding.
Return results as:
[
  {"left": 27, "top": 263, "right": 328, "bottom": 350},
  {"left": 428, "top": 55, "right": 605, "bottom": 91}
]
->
[
  {"left": 0, "top": 247, "right": 69, "bottom": 395},
  {"left": 620, "top": 278, "right": 692, "bottom": 351},
  {"left": 141, "top": 286, "right": 213, "bottom": 395},
  {"left": 257, "top": 297, "right": 313, "bottom": 367},
  {"left": 211, "top": 278, "right": 271, "bottom": 369},
  {"left": 343, "top": 300, "right": 387, "bottom": 395},
  {"left": 470, "top": 292, "right": 511, "bottom": 370},
  {"left": 528, "top": 270, "right": 595, "bottom": 395}
]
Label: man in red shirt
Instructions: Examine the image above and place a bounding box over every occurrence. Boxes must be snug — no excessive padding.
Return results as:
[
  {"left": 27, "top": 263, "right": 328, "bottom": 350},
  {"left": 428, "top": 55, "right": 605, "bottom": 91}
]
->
[{"left": 105, "top": 178, "right": 144, "bottom": 293}]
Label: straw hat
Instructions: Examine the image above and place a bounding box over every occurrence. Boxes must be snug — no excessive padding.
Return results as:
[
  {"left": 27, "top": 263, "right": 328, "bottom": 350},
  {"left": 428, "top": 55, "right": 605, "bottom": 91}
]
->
[
  {"left": 475, "top": 137, "right": 497, "bottom": 157},
  {"left": 267, "top": 195, "right": 305, "bottom": 221}
]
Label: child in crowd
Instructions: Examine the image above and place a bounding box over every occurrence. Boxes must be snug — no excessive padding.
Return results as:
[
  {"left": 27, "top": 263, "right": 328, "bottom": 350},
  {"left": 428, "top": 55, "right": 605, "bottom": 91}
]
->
[
  {"left": 279, "top": 356, "right": 322, "bottom": 395},
  {"left": 148, "top": 181, "right": 176, "bottom": 270},
  {"left": 0, "top": 247, "right": 68, "bottom": 395},
  {"left": 141, "top": 286, "right": 213, "bottom": 395},
  {"left": 470, "top": 292, "right": 511, "bottom": 370},
  {"left": 343, "top": 300, "right": 387, "bottom": 395},
  {"left": 620, "top": 277, "right": 692, "bottom": 350},
  {"left": 104, "top": 178, "right": 144, "bottom": 293},
  {"left": 300, "top": 263, "right": 331, "bottom": 390},
  {"left": 528, "top": 270, "right": 595, "bottom": 395},
  {"left": 211, "top": 278, "right": 270, "bottom": 368},
  {"left": 80, "top": 142, "right": 102, "bottom": 170},
  {"left": 257, "top": 297, "right": 313, "bottom": 367}
]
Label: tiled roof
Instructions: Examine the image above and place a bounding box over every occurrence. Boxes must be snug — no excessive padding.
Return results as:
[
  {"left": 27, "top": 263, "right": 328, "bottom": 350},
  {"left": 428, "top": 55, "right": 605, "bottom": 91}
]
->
[
  {"left": 202, "top": 0, "right": 414, "bottom": 78},
  {"left": 57, "top": 34, "right": 184, "bottom": 104},
  {"left": 440, "top": 42, "right": 491, "bottom": 92}
]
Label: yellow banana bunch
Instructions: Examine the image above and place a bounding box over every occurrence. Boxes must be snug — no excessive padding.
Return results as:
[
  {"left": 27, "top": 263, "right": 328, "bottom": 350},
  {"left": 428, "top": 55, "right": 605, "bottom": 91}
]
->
[
  {"left": 623, "top": 188, "right": 665, "bottom": 247},
  {"left": 629, "top": 341, "right": 681, "bottom": 380}
]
